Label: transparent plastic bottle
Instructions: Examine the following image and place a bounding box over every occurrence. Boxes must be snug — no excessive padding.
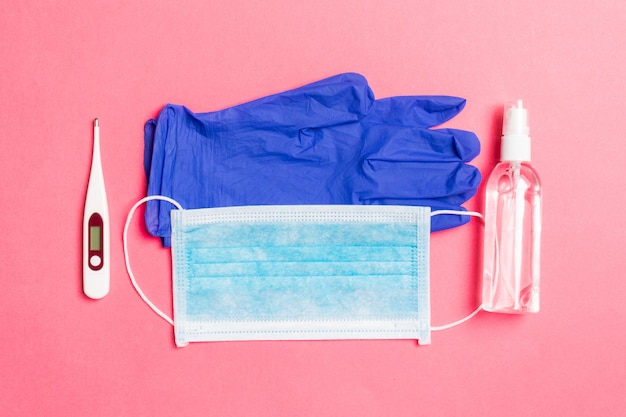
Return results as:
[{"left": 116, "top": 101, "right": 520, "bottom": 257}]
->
[{"left": 482, "top": 100, "right": 542, "bottom": 313}]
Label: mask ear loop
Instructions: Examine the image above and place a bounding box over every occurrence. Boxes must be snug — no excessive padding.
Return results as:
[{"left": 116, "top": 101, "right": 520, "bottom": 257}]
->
[
  {"left": 123, "top": 195, "right": 183, "bottom": 326},
  {"left": 429, "top": 210, "right": 484, "bottom": 331}
]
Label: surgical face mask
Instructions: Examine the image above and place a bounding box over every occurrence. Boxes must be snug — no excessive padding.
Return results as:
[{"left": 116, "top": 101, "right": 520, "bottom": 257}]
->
[{"left": 124, "top": 197, "right": 482, "bottom": 347}]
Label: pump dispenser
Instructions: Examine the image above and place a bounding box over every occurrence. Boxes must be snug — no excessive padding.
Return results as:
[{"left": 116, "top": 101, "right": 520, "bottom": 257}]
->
[{"left": 482, "top": 100, "right": 542, "bottom": 313}]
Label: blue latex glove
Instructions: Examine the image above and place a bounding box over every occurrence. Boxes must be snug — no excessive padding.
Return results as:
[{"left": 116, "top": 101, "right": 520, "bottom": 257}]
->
[{"left": 144, "top": 73, "right": 481, "bottom": 246}]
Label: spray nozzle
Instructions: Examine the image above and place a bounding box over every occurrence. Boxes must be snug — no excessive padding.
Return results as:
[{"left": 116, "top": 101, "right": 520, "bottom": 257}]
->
[
  {"left": 503, "top": 100, "right": 529, "bottom": 136},
  {"left": 500, "top": 99, "right": 531, "bottom": 162}
]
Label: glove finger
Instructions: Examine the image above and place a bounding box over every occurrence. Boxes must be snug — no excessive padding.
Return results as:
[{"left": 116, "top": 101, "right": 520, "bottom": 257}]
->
[
  {"left": 365, "top": 125, "right": 480, "bottom": 163},
  {"left": 430, "top": 128, "right": 480, "bottom": 162},
  {"left": 360, "top": 159, "right": 481, "bottom": 202},
  {"left": 196, "top": 72, "right": 374, "bottom": 131},
  {"left": 364, "top": 95, "right": 466, "bottom": 129}
]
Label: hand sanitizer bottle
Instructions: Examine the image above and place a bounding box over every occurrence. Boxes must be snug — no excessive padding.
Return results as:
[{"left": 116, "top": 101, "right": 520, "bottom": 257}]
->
[{"left": 482, "top": 100, "right": 542, "bottom": 313}]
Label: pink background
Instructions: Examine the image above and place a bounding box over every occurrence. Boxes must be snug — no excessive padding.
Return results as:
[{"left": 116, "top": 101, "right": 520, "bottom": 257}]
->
[{"left": 1, "top": 1, "right": 625, "bottom": 415}]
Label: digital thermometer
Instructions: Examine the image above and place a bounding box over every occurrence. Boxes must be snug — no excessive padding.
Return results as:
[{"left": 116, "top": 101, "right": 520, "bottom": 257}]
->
[{"left": 83, "top": 118, "right": 110, "bottom": 299}]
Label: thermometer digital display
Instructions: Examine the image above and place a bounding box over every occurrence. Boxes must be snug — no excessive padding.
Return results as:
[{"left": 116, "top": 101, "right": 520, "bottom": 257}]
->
[
  {"left": 87, "top": 213, "right": 104, "bottom": 269},
  {"left": 83, "top": 119, "right": 110, "bottom": 299}
]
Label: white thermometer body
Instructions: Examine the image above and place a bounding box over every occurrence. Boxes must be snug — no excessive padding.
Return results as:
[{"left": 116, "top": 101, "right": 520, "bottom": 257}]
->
[{"left": 83, "top": 119, "right": 110, "bottom": 299}]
